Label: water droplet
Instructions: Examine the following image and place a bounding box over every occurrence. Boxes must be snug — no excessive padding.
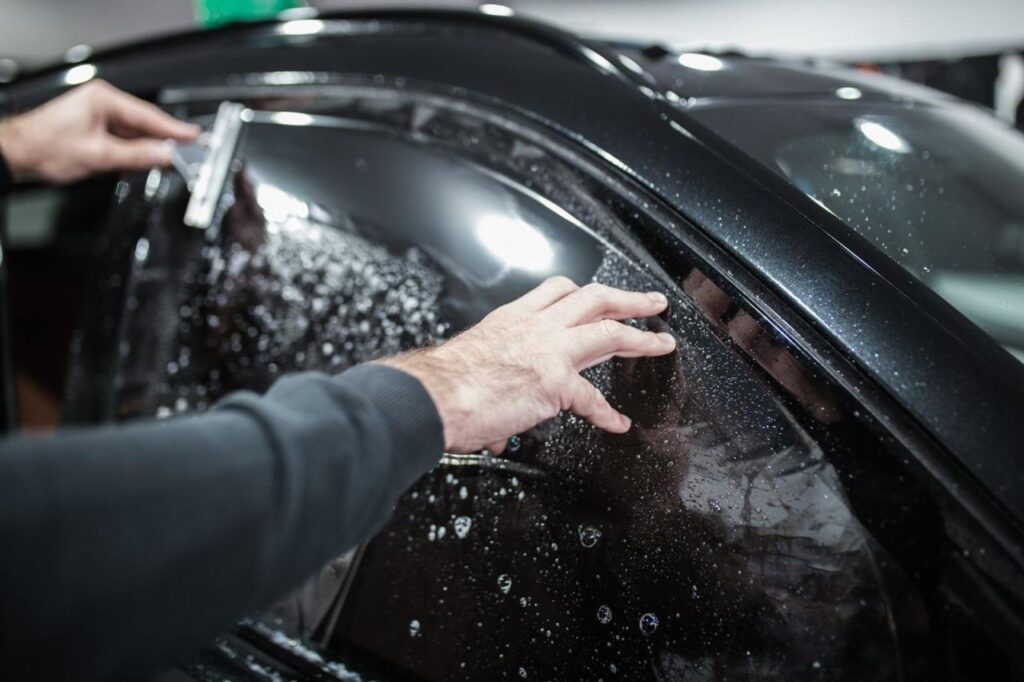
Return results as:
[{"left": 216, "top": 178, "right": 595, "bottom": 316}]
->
[
  {"left": 518, "top": 667, "right": 528, "bottom": 678},
  {"left": 507, "top": 435, "right": 521, "bottom": 451},
  {"left": 639, "top": 612, "right": 659, "bottom": 635},
  {"left": 578, "top": 525, "right": 602, "bottom": 548},
  {"left": 409, "top": 619, "right": 421, "bottom": 637},
  {"left": 459, "top": 486, "right": 468, "bottom": 500},
  {"left": 597, "top": 605, "right": 613, "bottom": 624},
  {"left": 497, "top": 574, "right": 512, "bottom": 594},
  {"left": 453, "top": 516, "right": 472, "bottom": 539}
]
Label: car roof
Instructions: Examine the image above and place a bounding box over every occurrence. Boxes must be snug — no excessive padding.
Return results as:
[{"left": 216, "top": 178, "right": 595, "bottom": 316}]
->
[{"left": 603, "top": 43, "right": 956, "bottom": 105}]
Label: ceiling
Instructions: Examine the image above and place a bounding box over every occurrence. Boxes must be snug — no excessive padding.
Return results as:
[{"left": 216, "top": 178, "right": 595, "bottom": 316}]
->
[{"left": 1, "top": 0, "right": 1023, "bottom": 70}]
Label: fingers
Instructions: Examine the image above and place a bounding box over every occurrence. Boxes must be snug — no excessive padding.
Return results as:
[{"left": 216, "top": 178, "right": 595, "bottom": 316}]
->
[
  {"left": 95, "top": 82, "right": 200, "bottom": 141},
  {"left": 544, "top": 282, "right": 668, "bottom": 326},
  {"left": 568, "top": 319, "right": 676, "bottom": 370},
  {"left": 511, "top": 276, "right": 579, "bottom": 312},
  {"left": 567, "top": 376, "right": 631, "bottom": 433},
  {"left": 96, "top": 137, "right": 172, "bottom": 172}
]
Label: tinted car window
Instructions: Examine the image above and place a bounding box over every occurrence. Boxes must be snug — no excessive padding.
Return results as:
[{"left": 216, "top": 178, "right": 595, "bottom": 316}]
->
[
  {"left": 687, "top": 101, "right": 1024, "bottom": 363},
  {"left": 329, "top": 253, "right": 910, "bottom": 680}
]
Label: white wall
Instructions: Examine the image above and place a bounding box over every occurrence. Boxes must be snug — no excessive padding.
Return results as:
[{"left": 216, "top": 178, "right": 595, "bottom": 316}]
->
[{"left": 508, "top": 0, "right": 1024, "bottom": 61}]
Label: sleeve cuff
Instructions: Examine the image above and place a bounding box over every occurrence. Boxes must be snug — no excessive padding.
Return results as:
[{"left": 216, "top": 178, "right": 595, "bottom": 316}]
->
[{"left": 333, "top": 363, "right": 445, "bottom": 482}]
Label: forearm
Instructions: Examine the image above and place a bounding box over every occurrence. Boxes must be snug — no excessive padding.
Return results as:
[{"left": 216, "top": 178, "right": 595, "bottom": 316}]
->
[{"left": 0, "top": 363, "right": 442, "bottom": 681}]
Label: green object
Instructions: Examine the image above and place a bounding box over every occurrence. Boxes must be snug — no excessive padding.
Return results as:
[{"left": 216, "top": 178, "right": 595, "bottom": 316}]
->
[{"left": 193, "top": 0, "right": 303, "bottom": 28}]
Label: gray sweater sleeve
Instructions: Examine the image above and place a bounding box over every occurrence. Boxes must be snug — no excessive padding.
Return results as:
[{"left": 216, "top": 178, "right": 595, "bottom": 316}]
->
[{"left": 0, "top": 363, "right": 443, "bottom": 681}]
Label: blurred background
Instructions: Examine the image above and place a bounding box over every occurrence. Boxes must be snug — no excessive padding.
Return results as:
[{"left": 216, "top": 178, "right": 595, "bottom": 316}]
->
[{"left": 1, "top": 0, "right": 1023, "bottom": 128}]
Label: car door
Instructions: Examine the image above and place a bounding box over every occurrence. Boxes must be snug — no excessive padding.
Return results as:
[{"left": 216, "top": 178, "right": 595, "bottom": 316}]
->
[{"left": 70, "top": 84, "right": 1018, "bottom": 681}]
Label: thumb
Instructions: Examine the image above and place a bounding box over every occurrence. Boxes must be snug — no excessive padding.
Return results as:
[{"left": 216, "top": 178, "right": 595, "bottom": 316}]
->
[{"left": 97, "top": 137, "right": 171, "bottom": 172}]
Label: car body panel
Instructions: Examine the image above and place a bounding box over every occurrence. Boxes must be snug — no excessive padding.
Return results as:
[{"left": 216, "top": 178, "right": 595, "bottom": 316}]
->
[
  {"left": 7, "top": 8, "right": 1014, "bottom": 539},
  {"left": 1, "top": 9, "right": 1022, "bottom": 680}
]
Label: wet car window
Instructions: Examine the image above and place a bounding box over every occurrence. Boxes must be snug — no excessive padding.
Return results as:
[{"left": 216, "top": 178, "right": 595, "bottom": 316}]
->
[
  {"left": 327, "top": 261, "right": 913, "bottom": 680},
  {"left": 78, "top": 88, "right": 956, "bottom": 680},
  {"left": 687, "top": 101, "right": 1024, "bottom": 364}
]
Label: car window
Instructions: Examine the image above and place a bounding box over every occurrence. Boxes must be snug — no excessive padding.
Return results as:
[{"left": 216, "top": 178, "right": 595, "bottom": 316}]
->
[
  {"left": 687, "top": 100, "right": 1024, "bottom": 364},
  {"left": 2, "top": 175, "right": 116, "bottom": 428},
  {"left": 325, "top": 247, "right": 918, "bottom": 680},
  {"left": 77, "top": 86, "right": 1012, "bottom": 680}
]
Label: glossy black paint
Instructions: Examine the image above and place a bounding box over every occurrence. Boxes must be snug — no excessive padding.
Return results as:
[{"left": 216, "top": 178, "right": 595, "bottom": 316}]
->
[
  {"left": 1, "top": 9, "right": 1022, "bottom": 679},
  {"left": 3, "top": 6, "right": 1018, "bottom": 554},
  {"left": 146, "top": 89, "right": 953, "bottom": 680}
]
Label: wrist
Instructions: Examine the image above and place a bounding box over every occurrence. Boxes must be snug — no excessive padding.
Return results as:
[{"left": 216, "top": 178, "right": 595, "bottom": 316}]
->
[
  {"left": 379, "top": 349, "right": 465, "bottom": 452},
  {"left": 0, "top": 116, "right": 34, "bottom": 183}
]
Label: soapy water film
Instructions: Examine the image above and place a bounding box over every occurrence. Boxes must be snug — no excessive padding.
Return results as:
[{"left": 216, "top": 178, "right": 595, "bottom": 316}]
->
[{"left": 150, "top": 186, "right": 448, "bottom": 417}]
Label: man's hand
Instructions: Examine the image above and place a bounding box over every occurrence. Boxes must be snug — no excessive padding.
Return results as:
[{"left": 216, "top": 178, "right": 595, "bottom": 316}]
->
[
  {"left": 383, "top": 277, "right": 677, "bottom": 454},
  {"left": 0, "top": 80, "right": 199, "bottom": 184}
]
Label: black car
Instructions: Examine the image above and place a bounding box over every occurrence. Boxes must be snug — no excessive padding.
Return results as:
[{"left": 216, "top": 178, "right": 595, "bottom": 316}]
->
[{"left": 1, "top": 9, "right": 1022, "bottom": 681}]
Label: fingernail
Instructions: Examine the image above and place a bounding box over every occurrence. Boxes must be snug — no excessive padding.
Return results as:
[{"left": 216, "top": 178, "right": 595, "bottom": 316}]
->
[
  {"left": 657, "top": 332, "right": 676, "bottom": 348},
  {"left": 647, "top": 291, "right": 667, "bottom": 305},
  {"left": 620, "top": 414, "right": 632, "bottom": 430}
]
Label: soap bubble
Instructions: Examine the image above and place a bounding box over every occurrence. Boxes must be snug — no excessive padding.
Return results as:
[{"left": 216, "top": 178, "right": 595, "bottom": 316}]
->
[
  {"left": 497, "top": 574, "right": 513, "bottom": 594},
  {"left": 639, "top": 613, "right": 659, "bottom": 635},
  {"left": 578, "top": 525, "right": 602, "bottom": 548}
]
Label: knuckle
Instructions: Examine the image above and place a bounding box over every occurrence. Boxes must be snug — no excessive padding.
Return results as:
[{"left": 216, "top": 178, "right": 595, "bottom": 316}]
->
[
  {"left": 545, "top": 275, "right": 578, "bottom": 293},
  {"left": 544, "top": 274, "right": 577, "bottom": 296},
  {"left": 580, "top": 282, "right": 608, "bottom": 300},
  {"left": 599, "top": 319, "right": 622, "bottom": 342},
  {"left": 83, "top": 79, "right": 108, "bottom": 96}
]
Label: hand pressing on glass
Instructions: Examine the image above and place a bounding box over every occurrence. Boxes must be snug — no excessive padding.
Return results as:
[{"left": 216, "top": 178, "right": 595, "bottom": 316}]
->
[
  {"left": 0, "top": 80, "right": 199, "bottom": 184},
  {"left": 383, "top": 277, "right": 677, "bottom": 454}
]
